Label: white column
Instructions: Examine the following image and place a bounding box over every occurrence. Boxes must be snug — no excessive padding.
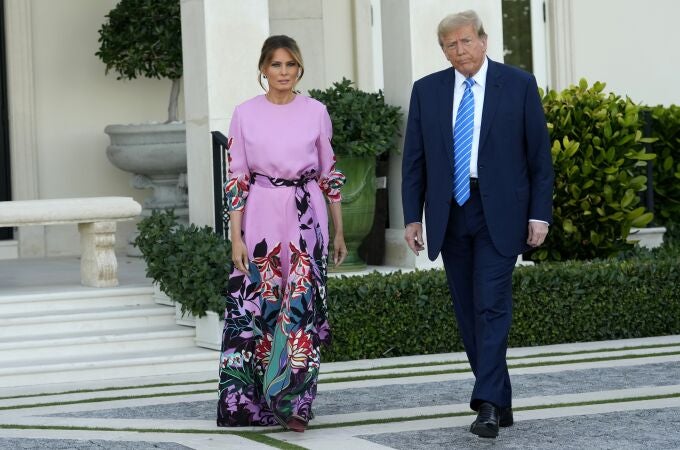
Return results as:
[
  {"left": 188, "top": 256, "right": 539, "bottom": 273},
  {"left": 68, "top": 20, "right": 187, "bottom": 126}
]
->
[
  {"left": 181, "top": 0, "right": 269, "bottom": 227},
  {"left": 4, "top": 0, "right": 45, "bottom": 257},
  {"left": 381, "top": 0, "right": 503, "bottom": 269}
]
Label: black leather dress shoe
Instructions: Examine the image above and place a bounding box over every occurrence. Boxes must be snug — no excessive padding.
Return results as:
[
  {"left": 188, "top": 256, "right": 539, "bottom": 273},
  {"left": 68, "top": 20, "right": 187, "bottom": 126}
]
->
[
  {"left": 499, "top": 407, "right": 514, "bottom": 427},
  {"left": 470, "top": 402, "right": 499, "bottom": 438}
]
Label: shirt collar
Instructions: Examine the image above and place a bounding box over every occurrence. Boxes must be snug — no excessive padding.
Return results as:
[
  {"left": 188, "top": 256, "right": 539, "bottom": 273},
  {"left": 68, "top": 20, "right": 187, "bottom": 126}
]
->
[{"left": 454, "top": 56, "right": 488, "bottom": 89}]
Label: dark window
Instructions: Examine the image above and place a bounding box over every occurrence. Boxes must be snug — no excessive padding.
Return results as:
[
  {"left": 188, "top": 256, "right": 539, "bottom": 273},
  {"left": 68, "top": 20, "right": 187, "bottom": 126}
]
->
[{"left": 502, "top": 0, "right": 533, "bottom": 73}]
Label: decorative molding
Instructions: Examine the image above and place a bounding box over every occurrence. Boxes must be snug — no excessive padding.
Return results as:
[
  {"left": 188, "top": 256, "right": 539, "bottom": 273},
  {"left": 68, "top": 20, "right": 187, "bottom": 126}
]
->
[
  {"left": 4, "top": 0, "right": 45, "bottom": 256},
  {"left": 546, "top": 0, "right": 575, "bottom": 91}
]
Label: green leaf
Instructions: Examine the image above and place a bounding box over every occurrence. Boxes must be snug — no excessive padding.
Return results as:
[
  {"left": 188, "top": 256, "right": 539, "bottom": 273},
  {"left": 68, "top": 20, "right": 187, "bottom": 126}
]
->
[{"left": 630, "top": 212, "right": 654, "bottom": 228}]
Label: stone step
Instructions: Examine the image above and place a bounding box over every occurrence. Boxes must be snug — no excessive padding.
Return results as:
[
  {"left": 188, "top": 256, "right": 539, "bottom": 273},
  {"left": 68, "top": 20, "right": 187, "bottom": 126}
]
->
[
  {"left": 0, "top": 304, "right": 176, "bottom": 338},
  {"left": 0, "top": 326, "right": 197, "bottom": 362},
  {"left": 0, "top": 285, "right": 154, "bottom": 314},
  {"left": 0, "top": 347, "right": 220, "bottom": 388}
]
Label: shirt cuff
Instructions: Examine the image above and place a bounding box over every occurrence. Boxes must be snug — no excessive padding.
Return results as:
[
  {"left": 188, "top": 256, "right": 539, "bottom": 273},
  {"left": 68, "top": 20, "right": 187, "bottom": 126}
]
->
[{"left": 529, "top": 219, "right": 549, "bottom": 226}]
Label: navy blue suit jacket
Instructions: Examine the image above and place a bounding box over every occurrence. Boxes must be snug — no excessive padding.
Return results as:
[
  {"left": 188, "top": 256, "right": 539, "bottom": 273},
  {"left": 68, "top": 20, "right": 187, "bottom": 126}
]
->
[{"left": 401, "top": 59, "right": 554, "bottom": 259}]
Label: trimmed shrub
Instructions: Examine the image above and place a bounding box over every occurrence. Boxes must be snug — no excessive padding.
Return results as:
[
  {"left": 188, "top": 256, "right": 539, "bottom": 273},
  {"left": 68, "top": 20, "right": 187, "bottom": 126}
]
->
[
  {"left": 324, "top": 250, "right": 680, "bottom": 362},
  {"left": 647, "top": 104, "right": 680, "bottom": 224},
  {"left": 308, "top": 78, "right": 402, "bottom": 157},
  {"left": 536, "top": 80, "right": 655, "bottom": 261},
  {"left": 135, "top": 210, "right": 230, "bottom": 317}
]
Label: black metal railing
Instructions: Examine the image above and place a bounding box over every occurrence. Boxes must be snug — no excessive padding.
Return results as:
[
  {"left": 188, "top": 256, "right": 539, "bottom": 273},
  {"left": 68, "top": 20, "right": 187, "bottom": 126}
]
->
[
  {"left": 0, "top": 0, "right": 13, "bottom": 240},
  {"left": 211, "top": 130, "right": 229, "bottom": 238}
]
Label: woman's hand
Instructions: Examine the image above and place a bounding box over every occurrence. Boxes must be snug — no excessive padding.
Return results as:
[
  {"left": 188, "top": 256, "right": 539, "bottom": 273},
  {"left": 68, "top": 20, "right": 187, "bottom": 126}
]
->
[
  {"left": 231, "top": 238, "right": 250, "bottom": 274},
  {"left": 333, "top": 233, "right": 348, "bottom": 267}
]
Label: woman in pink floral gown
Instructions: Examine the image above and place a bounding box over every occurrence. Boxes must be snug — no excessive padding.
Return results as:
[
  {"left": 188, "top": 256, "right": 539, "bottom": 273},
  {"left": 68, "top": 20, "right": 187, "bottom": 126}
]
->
[{"left": 217, "top": 35, "right": 346, "bottom": 432}]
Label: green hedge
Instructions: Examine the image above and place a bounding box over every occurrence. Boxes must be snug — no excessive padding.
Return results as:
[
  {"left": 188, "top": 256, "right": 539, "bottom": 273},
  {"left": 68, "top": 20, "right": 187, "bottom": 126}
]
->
[
  {"left": 537, "top": 80, "right": 654, "bottom": 262},
  {"left": 324, "top": 248, "right": 680, "bottom": 362},
  {"left": 647, "top": 104, "right": 680, "bottom": 224}
]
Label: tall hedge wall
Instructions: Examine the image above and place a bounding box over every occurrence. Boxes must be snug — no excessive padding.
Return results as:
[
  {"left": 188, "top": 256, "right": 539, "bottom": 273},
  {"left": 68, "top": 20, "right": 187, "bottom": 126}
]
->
[{"left": 324, "top": 248, "right": 680, "bottom": 362}]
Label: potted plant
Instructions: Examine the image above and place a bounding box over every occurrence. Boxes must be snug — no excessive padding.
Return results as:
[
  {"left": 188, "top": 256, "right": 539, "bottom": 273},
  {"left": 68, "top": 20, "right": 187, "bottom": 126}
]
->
[
  {"left": 135, "top": 210, "right": 230, "bottom": 349},
  {"left": 97, "top": 0, "right": 188, "bottom": 255},
  {"left": 309, "top": 78, "right": 402, "bottom": 270}
]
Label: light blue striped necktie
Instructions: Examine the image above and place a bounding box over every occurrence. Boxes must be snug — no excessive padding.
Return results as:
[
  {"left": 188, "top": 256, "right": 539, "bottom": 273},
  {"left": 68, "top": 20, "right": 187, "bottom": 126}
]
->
[{"left": 453, "top": 78, "right": 475, "bottom": 206}]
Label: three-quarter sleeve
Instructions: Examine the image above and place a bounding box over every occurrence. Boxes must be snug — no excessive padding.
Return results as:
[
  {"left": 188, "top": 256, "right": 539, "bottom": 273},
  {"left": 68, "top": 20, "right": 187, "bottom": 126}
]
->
[
  {"left": 224, "top": 107, "right": 250, "bottom": 214},
  {"left": 317, "top": 106, "right": 346, "bottom": 203}
]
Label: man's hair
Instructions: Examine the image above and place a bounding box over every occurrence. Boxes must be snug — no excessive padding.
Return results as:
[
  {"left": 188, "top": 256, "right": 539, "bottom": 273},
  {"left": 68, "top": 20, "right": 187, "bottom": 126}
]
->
[{"left": 437, "top": 10, "right": 487, "bottom": 47}]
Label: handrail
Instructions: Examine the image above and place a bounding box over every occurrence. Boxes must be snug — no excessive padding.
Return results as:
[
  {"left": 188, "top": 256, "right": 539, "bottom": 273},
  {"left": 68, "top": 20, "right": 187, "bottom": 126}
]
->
[{"left": 211, "top": 131, "right": 229, "bottom": 238}]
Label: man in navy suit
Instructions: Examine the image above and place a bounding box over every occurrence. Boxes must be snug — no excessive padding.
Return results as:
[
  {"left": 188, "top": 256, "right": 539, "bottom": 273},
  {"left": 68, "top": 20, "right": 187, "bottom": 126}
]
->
[{"left": 401, "top": 10, "right": 554, "bottom": 438}]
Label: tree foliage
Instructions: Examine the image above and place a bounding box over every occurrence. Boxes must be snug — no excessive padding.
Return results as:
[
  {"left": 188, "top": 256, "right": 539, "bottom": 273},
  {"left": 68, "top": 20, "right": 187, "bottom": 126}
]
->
[{"left": 96, "top": 0, "right": 182, "bottom": 81}]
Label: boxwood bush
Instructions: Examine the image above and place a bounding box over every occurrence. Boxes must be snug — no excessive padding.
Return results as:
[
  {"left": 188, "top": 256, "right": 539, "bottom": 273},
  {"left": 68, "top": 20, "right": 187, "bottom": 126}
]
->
[
  {"left": 324, "top": 248, "right": 680, "bottom": 362},
  {"left": 135, "top": 210, "right": 230, "bottom": 317}
]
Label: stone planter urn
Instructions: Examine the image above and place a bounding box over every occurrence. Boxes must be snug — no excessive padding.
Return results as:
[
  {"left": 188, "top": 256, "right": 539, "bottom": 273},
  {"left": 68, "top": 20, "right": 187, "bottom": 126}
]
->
[
  {"left": 330, "top": 155, "right": 376, "bottom": 271},
  {"left": 105, "top": 123, "right": 188, "bottom": 255}
]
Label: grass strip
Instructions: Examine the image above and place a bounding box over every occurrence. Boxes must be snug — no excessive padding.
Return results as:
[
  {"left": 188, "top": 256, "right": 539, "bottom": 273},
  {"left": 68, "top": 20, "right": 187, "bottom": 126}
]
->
[
  {"left": 0, "top": 389, "right": 213, "bottom": 411},
  {"left": 0, "top": 424, "right": 305, "bottom": 449},
  {"left": 3, "top": 350, "right": 680, "bottom": 411},
  {"left": 324, "top": 342, "right": 680, "bottom": 375},
  {"left": 3, "top": 391, "right": 677, "bottom": 438},
  {"left": 0, "top": 346, "right": 680, "bottom": 411},
  {"left": 0, "top": 379, "right": 216, "bottom": 402},
  {"left": 4, "top": 342, "right": 677, "bottom": 401},
  {"left": 233, "top": 432, "right": 307, "bottom": 450},
  {"left": 320, "top": 350, "right": 680, "bottom": 384},
  {"left": 266, "top": 391, "right": 680, "bottom": 432}
]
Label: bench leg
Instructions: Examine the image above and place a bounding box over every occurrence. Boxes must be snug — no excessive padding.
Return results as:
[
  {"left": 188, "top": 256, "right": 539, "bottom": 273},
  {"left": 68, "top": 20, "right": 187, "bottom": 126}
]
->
[{"left": 78, "top": 222, "right": 119, "bottom": 287}]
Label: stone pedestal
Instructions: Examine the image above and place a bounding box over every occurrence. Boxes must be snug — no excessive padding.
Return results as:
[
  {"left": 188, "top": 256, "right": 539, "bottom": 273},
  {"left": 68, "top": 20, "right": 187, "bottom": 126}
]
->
[{"left": 78, "top": 222, "right": 118, "bottom": 287}]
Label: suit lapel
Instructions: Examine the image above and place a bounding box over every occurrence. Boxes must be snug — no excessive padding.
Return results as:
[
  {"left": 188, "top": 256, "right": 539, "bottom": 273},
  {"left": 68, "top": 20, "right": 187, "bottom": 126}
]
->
[
  {"left": 478, "top": 59, "right": 503, "bottom": 156},
  {"left": 438, "top": 68, "right": 456, "bottom": 172}
]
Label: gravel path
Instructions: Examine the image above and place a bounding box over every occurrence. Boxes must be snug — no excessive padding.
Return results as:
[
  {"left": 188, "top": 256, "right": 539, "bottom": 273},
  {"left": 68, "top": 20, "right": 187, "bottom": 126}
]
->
[
  {"left": 0, "top": 439, "right": 191, "bottom": 450},
  {"left": 360, "top": 406, "right": 680, "bottom": 450}
]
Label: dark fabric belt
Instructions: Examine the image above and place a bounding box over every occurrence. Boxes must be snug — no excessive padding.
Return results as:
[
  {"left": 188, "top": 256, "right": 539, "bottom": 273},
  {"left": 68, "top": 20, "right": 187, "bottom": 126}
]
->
[
  {"left": 251, "top": 171, "right": 316, "bottom": 188},
  {"left": 470, "top": 178, "right": 479, "bottom": 189}
]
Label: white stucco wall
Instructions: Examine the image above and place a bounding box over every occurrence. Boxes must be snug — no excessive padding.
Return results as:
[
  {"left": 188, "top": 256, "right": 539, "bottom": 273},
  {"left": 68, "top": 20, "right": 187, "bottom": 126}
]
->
[
  {"left": 569, "top": 0, "right": 680, "bottom": 105},
  {"left": 26, "top": 0, "right": 180, "bottom": 255},
  {"left": 269, "top": 0, "right": 357, "bottom": 93}
]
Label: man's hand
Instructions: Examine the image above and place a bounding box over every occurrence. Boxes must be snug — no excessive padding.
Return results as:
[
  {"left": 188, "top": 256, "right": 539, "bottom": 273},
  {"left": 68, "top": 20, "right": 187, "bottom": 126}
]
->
[
  {"left": 527, "top": 221, "right": 549, "bottom": 247},
  {"left": 404, "top": 223, "right": 425, "bottom": 256}
]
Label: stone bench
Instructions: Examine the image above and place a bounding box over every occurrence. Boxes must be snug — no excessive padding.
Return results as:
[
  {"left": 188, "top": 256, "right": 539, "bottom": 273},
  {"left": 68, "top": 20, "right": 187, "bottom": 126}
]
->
[{"left": 0, "top": 197, "right": 142, "bottom": 287}]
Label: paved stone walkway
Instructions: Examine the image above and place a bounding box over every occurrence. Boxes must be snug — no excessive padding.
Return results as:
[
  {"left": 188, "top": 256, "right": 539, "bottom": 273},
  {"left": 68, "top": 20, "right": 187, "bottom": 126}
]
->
[{"left": 1, "top": 335, "right": 680, "bottom": 449}]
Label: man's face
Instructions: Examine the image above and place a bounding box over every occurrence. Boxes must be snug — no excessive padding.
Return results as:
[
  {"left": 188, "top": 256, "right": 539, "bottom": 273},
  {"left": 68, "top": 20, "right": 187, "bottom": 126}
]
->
[{"left": 441, "top": 24, "right": 487, "bottom": 77}]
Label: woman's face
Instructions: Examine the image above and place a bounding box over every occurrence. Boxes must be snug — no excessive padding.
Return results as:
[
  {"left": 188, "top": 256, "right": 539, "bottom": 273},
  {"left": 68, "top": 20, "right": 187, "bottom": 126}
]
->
[{"left": 262, "top": 48, "right": 299, "bottom": 93}]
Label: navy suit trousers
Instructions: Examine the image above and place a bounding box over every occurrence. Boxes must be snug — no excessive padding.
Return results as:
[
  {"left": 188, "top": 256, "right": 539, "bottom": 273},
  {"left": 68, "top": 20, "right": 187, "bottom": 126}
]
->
[{"left": 440, "top": 186, "right": 515, "bottom": 410}]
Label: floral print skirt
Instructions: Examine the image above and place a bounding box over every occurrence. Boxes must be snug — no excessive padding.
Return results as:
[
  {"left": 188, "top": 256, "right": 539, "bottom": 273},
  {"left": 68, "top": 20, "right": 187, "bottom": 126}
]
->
[{"left": 216, "top": 173, "right": 331, "bottom": 427}]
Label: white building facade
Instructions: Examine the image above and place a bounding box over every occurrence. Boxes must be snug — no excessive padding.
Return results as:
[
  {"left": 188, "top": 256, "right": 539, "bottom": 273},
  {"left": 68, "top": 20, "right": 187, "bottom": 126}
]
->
[{"left": 2, "top": 0, "right": 679, "bottom": 264}]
